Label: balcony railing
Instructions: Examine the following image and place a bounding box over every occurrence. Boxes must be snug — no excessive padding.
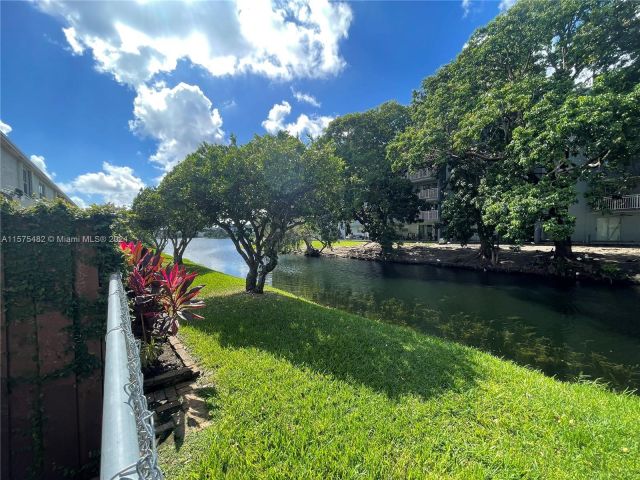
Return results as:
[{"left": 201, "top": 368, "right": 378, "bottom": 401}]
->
[
  {"left": 418, "top": 187, "right": 439, "bottom": 200},
  {"left": 407, "top": 168, "right": 435, "bottom": 182},
  {"left": 420, "top": 210, "right": 439, "bottom": 221},
  {"left": 597, "top": 194, "right": 640, "bottom": 211},
  {"left": 101, "top": 273, "right": 163, "bottom": 480}
]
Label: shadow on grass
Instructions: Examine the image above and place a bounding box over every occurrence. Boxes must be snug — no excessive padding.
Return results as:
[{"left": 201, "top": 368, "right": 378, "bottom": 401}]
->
[{"left": 190, "top": 290, "right": 482, "bottom": 400}]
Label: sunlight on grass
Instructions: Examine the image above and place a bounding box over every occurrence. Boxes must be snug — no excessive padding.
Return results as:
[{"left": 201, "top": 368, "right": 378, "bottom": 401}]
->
[{"left": 160, "top": 262, "right": 640, "bottom": 479}]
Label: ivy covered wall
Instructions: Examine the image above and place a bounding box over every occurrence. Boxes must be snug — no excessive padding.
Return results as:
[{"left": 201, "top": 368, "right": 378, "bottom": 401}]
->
[{"left": 1, "top": 199, "right": 124, "bottom": 479}]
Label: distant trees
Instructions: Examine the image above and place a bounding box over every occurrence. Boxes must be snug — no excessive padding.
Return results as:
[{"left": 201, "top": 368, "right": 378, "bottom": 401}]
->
[
  {"left": 392, "top": 0, "right": 640, "bottom": 259},
  {"left": 322, "top": 101, "right": 423, "bottom": 254},
  {"left": 168, "top": 132, "right": 344, "bottom": 293}
]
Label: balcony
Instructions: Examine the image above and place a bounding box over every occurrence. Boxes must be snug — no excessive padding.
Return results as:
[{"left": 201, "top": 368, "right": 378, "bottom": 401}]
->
[
  {"left": 420, "top": 210, "right": 439, "bottom": 221},
  {"left": 597, "top": 194, "right": 640, "bottom": 211},
  {"left": 407, "top": 168, "right": 435, "bottom": 182},
  {"left": 418, "top": 187, "right": 439, "bottom": 201}
]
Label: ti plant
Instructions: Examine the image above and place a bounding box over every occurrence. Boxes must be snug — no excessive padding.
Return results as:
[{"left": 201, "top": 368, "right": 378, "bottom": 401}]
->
[
  {"left": 118, "top": 241, "right": 205, "bottom": 358},
  {"left": 151, "top": 263, "right": 205, "bottom": 336}
]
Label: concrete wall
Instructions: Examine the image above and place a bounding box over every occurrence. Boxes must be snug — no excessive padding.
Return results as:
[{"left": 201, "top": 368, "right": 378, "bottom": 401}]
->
[{"left": 570, "top": 181, "right": 640, "bottom": 244}]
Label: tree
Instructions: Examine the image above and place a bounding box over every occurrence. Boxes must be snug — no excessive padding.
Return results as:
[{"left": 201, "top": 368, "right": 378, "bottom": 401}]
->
[
  {"left": 157, "top": 162, "right": 210, "bottom": 264},
  {"left": 392, "top": 0, "right": 640, "bottom": 259},
  {"left": 322, "top": 101, "right": 424, "bottom": 254},
  {"left": 130, "top": 187, "right": 168, "bottom": 254},
  {"left": 282, "top": 215, "right": 342, "bottom": 257},
  {"left": 183, "top": 133, "right": 344, "bottom": 293}
]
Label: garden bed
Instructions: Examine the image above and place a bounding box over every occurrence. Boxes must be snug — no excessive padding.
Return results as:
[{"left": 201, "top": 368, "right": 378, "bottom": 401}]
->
[{"left": 143, "top": 336, "right": 200, "bottom": 392}]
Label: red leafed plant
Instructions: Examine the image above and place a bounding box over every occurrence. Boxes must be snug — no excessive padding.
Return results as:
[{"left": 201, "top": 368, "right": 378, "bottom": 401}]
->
[
  {"left": 149, "top": 263, "right": 205, "bottom": 336},
  {"left": 118, "top": 240, "right": 204, "bottom": 343},
  {"left": 120, "top": 241, "right": 204, "bottom": 343}
]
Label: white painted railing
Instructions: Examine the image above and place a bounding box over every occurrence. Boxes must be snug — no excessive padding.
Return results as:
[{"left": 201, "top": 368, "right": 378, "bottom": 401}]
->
[
  {"left": 407, "top": 168, "right": 435, "bottom": 182},
  {"left": 598, "top": 194, "right": 640, "bottom": 211},
  {"left": 418, "top": 187, "right": 439, "bottom": 200},
  {"left": 420, "top": 210, "right": 439, "bottom": 221}
]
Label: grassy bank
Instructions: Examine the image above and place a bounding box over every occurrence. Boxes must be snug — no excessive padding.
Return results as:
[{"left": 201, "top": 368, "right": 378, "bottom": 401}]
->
[{"left": 160, "top": 260, "right": 639, "bottom": 479}]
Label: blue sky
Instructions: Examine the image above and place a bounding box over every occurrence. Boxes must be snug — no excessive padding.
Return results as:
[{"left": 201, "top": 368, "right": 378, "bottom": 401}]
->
[{"left": 1, "top": 1, "right": 510, "bottom": 207}]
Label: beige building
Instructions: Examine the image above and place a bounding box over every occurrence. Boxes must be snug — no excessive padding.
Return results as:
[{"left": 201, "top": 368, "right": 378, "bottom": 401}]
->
[
  {"left": 397, "top": 167, "right": 443, "bottom": 241},
  {"left": 1, "top": 132, "right": 74, "bottom": 207},
  {"left": 567, "top": 181, "right": 640, "bottom": 244}
]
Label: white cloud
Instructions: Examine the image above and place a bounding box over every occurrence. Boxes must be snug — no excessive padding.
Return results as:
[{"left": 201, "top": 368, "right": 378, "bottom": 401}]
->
[
  {"left": 498, "top": 0, "right": 517, "bottom": 11},
  {"left": 291, "top": 88, "right": 321, "bottom": 107},
  {"left": 60, "top": 161, "right": 145, "bottom": 206},
  {"left": 29, "top": 155, "right": 56, "bottom": 179},
  {"left": 71, "top": 196, "right": 88, "bottom": 209},
  {"left": 39, "top": 0, "right": 353, "bottom": 86},
  {"left": 0, "top": 120, "right": 12, "bottom": 135},
  {"left": 262, "top": 101, "right": 293, "bottom": 134},
  {"left": 129, "top": 82, "right": 225, "bottom": 171},
  {"left": 462, "top": 0, "right": 472, "bottom": 17},
  {"left": 262, "top": 101, "right": 333, "bottom": 139}
]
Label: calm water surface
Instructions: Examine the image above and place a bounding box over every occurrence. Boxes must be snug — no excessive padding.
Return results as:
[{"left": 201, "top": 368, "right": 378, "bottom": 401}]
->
[{"left": 175, "top": 238, "right": 640, "bottom": 391}]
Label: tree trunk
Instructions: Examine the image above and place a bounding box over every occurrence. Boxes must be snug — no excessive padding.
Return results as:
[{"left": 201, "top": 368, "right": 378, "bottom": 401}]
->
[
  {"left": 478, "top": 233, "right": 499, "bottom": 266},
  {"left": 554, "top": 237, "right": 573, "bottom": 258},
  {"left": 245, "top": 265, "right": 258, "bottom": 292},
  {"left": 255, "top": 272, "right": 268, "bottom": 294},
  {"left": 173, "top": 250, "right": 183, "bottom": 265},
  {"left": 252, "top": 257, "right": 278, "bottom": 294}
]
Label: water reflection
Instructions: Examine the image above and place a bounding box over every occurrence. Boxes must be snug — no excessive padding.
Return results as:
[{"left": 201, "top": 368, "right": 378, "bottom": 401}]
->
[{"left": 175, "top": 239, "right": 640, "bottom": 392}]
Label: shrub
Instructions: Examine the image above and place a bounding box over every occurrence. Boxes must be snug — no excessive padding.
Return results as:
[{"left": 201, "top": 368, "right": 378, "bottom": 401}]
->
[{"left": 119, "top": 241, "right": 204, "bottom": 348}]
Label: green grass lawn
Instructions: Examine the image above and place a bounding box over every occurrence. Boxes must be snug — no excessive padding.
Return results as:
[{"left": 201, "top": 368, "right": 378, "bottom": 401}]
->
[
  {"left": 311, "top": 239, "right": 370, "bottom": 249},
  {"left": 160, "top": 260, "right": 640, "bottom": 479}
]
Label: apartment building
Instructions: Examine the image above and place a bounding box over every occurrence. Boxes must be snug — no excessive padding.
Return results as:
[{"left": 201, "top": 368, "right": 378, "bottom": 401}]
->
[
  {"left": 1, "top": 132, "right": 74, "bottom": 207},
  {"left": 399, "top": 166, "right": 640, "bottom": 245},
  {"left": 397, "top": 166, "right": 443, "bottom": 241}
]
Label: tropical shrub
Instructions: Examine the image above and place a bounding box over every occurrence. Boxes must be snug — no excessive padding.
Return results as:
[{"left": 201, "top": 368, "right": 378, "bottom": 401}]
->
[{"left": 119, "top": 241, "right": 204, "bottom": 352}]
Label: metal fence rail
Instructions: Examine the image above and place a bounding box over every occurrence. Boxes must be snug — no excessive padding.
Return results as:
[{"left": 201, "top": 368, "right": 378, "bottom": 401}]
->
[{"left": 101, "top": 273, "right": 163, "bottom": 480}]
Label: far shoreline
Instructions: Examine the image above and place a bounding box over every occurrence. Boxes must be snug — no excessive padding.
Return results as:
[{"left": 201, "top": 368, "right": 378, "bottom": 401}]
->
[{"left": 313, "top": 241, "right": 640, "bottom": 286}]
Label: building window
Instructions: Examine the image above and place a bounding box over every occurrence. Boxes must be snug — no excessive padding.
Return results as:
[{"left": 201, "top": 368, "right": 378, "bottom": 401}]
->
[
  {"left": 38, "top": 182, "right": 46, "bottom": 198},
  {"left": 23, "top": 169, "right": 33, "bottom": 196}
]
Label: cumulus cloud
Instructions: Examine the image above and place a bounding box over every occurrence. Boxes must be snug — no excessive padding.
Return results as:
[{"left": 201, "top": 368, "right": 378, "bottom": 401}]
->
[
  {"left": 498, "top": 0, "right": 517, "bottom": 11},
  {"left": 262, "top": 101, "right": 294, "bottom": 134},
  {"left": 262, "top": 101, "right": 333, "bottom": 139},
  {"left": 129, "top": 82, "right": 225, "bottom": 171},
  {"left": 0, "top": 120, "right": 12, "bottom": 135},
  {"left": 29, "top": 155, "right": 56, "bottom": 179},
  {"left": 38, "top": 0, "right": 353, "bottom": 86},
  {"left": 71, "top": 196, "right": 88, "bottom": 209},
  {"left": 60, "top": 161, "right": 145, "bottom": 206},
  {"left": 291, "top": 88, "right": 321, "bottom": 107}
]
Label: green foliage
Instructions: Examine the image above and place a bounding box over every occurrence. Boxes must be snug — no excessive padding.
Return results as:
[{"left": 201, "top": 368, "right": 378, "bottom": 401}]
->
[
  {"left": 1, "top": 198, "right": 124, "bottom": 479},
  {"left": 160, "top": 262, "right": 640, "bottom": 479},
  {"left": 156, "top": 166, "right": 211, "bottom": 264},
  {"left": 172, "top": 132, "right": 344, "bottom": 293},
  {"left": 130, "top": 187, "right": 169, "bottom": 253},
  {"left": 392, "top": 0, "right": 640, "bottom": 257},
  {"left": 322, "top": 101, "right": 423, "bottom": 253}
]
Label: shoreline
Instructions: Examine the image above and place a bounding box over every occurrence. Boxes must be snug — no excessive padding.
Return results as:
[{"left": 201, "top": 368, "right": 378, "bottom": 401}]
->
[{"left": 317, "top": 242, "right": 640, "bottom": 286}]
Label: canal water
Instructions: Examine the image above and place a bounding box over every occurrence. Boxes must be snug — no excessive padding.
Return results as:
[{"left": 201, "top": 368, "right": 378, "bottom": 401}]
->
[{"left": 171, "top": 238, "right": 640, "bottom": 392}]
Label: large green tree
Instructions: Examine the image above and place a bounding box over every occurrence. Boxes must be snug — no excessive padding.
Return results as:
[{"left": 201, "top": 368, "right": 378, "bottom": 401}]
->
[
  {"left": 130, "top": 186, "right": 169, "bottom": 254},
  {"left": 178, "top": 133, "right": 344, "bottom": 293},
  {"left": 157, "top": 163, "right": 210, "bottom": 264},
  {"left": 393, "top": 0, "right": 640, "bottom": 258},
  {"left": 322, "top": 101, "right": 423, "bottom": 254}
]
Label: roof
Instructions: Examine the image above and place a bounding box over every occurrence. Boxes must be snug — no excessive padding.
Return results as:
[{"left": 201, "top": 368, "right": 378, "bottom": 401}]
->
[{"left": 0, "top": 132, "right": 76, "bottom": 205}]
